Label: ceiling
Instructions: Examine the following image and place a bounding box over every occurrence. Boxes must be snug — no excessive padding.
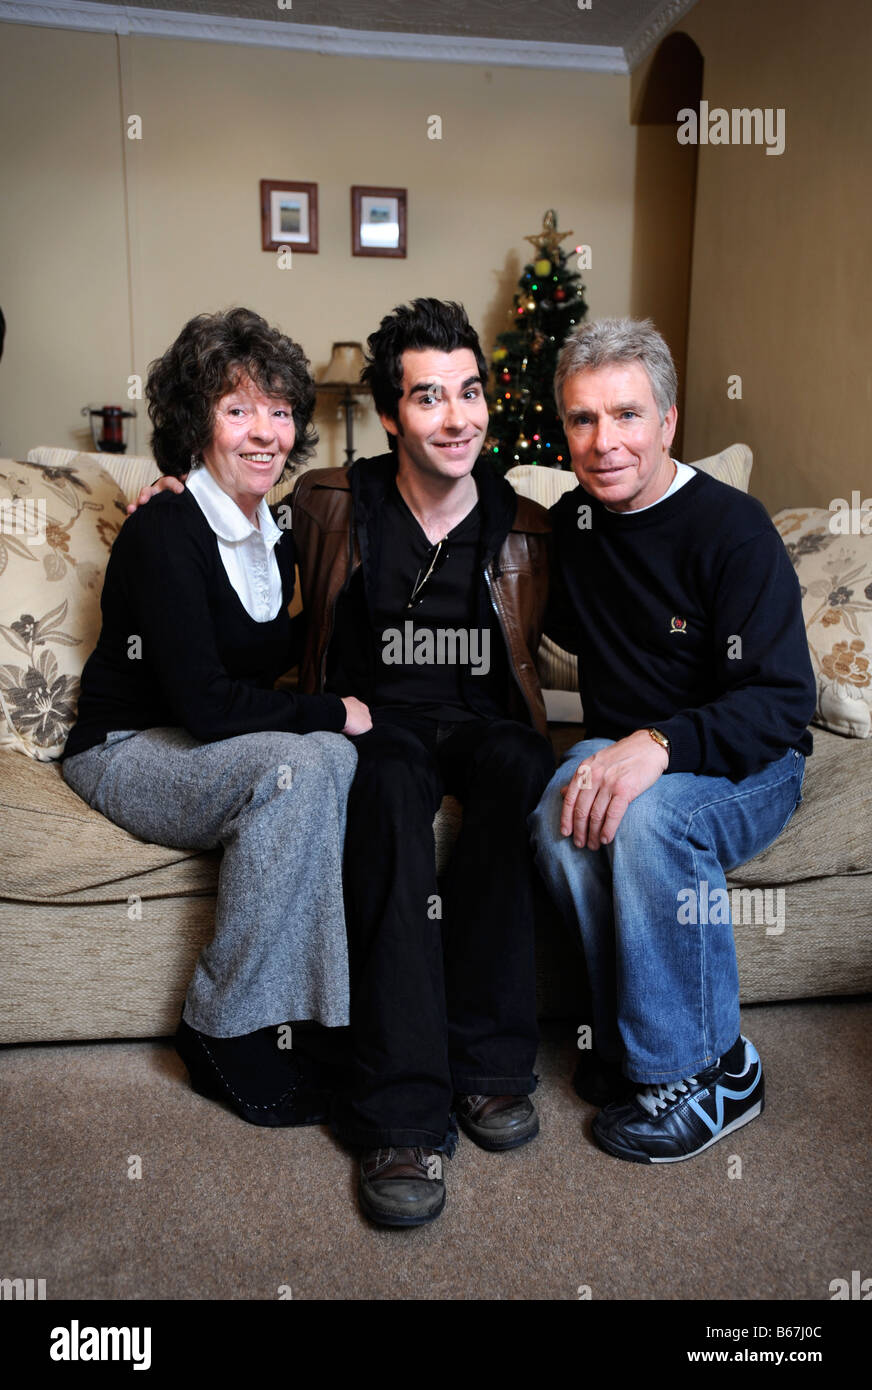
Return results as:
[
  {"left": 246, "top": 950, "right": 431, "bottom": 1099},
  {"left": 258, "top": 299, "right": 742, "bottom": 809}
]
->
[{"left": 7, "top": 0, "right": 702, "bottom": 69}]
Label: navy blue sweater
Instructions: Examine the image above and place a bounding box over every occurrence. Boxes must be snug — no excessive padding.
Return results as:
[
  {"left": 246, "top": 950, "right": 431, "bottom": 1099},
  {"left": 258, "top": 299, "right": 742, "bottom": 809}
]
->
[
  {"left": 64, "top": 489, "right": 346, "bottom": 759},
  {"left": 546, "top": 471, "right": 815, "bottom": 780}
]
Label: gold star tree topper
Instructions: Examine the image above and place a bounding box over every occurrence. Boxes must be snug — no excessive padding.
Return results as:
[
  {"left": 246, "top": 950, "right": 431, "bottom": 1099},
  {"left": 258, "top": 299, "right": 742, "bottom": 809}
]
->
[{"left": 524, "top": 209, "right": 574, "bottom": 259}]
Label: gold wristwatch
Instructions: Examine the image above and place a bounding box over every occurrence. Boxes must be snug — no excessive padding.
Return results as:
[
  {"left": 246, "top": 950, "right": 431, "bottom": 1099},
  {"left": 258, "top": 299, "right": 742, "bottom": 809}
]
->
[{"left": 647, "top": 727, "right": 671, "bottom": 761}]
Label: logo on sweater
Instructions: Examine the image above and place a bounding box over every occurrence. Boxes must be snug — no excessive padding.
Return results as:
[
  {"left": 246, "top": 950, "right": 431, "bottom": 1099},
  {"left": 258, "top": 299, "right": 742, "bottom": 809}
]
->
[{"left": 669, "top": 616, "right": 687, "bottom": 634}]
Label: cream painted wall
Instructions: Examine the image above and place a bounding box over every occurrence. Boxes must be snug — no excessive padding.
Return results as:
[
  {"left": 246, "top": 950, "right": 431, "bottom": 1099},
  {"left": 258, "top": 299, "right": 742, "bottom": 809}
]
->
[
  {"left": 655, "top": 0, "right": 872, "bottom": 513},
  {"left": 0, "top": 22, "right": 635, "bottom": 466},
  {"left": 0, "top": 26, "right": 132, "bottom": 458}
]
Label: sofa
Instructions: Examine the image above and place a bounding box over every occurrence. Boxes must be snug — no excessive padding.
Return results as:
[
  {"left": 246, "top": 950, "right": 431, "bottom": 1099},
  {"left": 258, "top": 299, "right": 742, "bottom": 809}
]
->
[{"left": 1, "top": 444, "right": 870, "bottom": 1044}]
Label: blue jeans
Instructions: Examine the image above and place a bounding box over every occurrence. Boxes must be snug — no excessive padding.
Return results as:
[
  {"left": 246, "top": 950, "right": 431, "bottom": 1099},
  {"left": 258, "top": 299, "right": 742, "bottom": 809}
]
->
[{"left": 529, "top": 740, "right": 806, "bottom": 1084}]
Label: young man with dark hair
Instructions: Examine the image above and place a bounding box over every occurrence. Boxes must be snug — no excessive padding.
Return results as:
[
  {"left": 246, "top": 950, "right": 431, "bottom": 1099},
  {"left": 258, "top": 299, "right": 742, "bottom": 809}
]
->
[
  {"left": 357, "top": 296, "right": 490, "bottom": 429},
  {"left": 292, "top": 299, "right": 554, "bottom": 1226}
]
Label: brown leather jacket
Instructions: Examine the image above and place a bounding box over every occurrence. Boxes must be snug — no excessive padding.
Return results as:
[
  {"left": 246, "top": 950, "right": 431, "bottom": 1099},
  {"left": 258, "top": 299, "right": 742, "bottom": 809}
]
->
[{"left": 291, "top": 454, "right": 551, "bottom": 737}]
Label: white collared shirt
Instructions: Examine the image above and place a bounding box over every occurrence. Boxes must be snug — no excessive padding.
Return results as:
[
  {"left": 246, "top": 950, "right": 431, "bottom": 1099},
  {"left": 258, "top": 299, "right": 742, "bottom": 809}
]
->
[{"left": 187, "top": 466, "right": 284, "bottom": 622}]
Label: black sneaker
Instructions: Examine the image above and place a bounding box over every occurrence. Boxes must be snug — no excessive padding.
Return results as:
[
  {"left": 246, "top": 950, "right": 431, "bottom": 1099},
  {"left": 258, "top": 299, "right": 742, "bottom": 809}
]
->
[{"left": 592, "top": 1036, "right": 764, "bottom": 1164}]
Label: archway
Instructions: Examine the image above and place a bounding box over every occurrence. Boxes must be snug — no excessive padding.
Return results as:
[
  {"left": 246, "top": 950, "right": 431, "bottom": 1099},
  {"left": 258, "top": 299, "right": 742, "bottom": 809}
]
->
[{"left": 630, "top": 32, "right": 703, "bottom": 457}]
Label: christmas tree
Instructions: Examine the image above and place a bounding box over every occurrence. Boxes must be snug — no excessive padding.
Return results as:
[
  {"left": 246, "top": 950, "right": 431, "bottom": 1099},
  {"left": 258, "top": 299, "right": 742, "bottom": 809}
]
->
[{"left": 485, "top": 210, "right": 587, "bottom": 474}]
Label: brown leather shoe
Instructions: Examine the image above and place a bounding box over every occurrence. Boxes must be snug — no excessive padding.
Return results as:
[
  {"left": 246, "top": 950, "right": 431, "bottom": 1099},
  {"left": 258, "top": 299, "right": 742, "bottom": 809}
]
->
[
  {"left": 456, "top": 1094, "right": 539, "bottom": 1151},
  {"left": 359, "top": 1146, "right": 446, "bottom": 1227}
]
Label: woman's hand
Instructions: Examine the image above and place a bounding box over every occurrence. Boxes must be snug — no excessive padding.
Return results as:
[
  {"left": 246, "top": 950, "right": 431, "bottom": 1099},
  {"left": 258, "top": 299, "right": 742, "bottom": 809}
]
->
[
  {"left": 126, "top": 474, "right": 186, "bottom": 514},
  {"left": 340, "top": 697, "right": 372, "bottom": 736}
]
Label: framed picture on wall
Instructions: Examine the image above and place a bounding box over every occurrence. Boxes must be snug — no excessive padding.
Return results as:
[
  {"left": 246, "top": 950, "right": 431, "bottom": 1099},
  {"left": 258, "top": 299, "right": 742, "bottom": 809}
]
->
[
  {"left": 351, "top": 186, "right": 407, "bottom": 258},
  {"left": 260, "top": 180, "right": 318, "bottom": 253}
]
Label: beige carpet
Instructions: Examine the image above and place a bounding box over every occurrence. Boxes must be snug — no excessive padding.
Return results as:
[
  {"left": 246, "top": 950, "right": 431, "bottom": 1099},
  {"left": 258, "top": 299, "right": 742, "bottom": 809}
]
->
[{"left": 2, "top": 999, "right": 870, "bottom": 1302}]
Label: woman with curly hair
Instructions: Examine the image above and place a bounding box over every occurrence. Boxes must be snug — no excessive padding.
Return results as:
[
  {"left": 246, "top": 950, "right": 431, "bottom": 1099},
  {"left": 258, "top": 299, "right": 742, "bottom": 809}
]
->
[{"left": 62, "top": 308, "right": 371, "bottom": 1124}]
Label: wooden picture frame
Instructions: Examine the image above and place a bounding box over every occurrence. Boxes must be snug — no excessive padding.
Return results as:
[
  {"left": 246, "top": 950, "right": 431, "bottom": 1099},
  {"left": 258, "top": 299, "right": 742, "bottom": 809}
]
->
[
  {"left": 351, "top": 185, "right": 407, "bottom": 258},
  {"left": 260, "top": 180, "right": 318, "bottom": 253}
]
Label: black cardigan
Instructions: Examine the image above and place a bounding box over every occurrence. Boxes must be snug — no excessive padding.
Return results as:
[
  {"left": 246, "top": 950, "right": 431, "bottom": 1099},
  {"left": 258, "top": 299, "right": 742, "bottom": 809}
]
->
[{"left": 64, "top": 489, "right": 346, "bottom": 759}]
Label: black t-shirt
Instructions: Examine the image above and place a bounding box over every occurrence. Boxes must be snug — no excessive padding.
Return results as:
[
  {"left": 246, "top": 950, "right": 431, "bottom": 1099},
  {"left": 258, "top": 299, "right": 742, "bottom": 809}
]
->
[{"left": 370, "top": 483, "right": 507, "bottom": 721}]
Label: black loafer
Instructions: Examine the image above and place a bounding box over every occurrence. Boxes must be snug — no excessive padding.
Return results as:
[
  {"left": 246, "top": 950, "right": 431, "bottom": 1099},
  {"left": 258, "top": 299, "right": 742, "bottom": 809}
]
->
[
  {"left": 175, "top": 1019, "right": 332, "bottom": 1127},
  {"left": 359, "top": 1147, "right": 447, "bottom": 1227},
  {"left": 456, "top": 1094, "right": 539, "bottom": 1151}
]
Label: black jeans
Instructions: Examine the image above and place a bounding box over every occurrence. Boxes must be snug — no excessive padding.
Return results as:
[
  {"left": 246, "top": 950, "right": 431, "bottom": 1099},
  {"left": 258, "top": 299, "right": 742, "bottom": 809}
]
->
[{"left": 333, "top": 710, "right": 555, "bottom": 1152}]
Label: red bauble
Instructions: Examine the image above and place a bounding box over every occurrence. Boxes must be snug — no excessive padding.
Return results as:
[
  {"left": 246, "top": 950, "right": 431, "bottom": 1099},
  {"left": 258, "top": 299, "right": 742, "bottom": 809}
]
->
[{"left": 554, "top": 288, "right": 567, "bottom": 302}]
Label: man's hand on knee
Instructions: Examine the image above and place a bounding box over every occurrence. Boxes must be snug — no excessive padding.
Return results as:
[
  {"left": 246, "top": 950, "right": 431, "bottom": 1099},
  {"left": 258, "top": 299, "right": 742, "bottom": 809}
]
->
[{"left": 559, "top": 730, "right": 669, "bottom": 849}]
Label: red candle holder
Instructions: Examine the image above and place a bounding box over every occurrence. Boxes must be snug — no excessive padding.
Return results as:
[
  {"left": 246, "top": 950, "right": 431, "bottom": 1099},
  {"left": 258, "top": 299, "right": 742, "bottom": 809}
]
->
[{"left": 81, "top": 404, "right": 137, "bottom": 454}]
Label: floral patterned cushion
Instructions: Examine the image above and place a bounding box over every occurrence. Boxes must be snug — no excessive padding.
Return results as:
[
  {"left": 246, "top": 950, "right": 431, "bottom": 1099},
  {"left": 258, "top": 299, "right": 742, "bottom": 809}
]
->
[
  {"left": 774, "top": 508, "right": 872, "bottom": 738},
  {"left": 27, "top": 446, "right": 157, "bottom": 505},
  {"left": 0, "top": 457, "right": 128, "bottom": 760}
]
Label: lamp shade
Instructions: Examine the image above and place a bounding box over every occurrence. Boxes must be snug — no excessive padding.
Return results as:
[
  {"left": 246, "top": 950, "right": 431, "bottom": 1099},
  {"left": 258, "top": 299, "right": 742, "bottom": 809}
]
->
[{"left": 318, "top": 341, "right": 366, "bottom": 388}]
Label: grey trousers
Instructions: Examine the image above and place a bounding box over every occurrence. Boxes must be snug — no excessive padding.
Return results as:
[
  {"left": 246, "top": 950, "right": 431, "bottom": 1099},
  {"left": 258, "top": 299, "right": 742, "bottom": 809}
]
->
[{"left": 63, "top": 727, "right": 358, "bottom": 1036}]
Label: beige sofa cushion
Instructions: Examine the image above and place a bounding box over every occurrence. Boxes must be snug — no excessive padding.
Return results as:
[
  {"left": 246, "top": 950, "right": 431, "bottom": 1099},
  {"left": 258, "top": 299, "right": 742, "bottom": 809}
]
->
[
  {"left": 27, "top": 446, "right": 157, "bottom": 506},
  {"left": 773, "top": 507, "right": 872, "bottom": 738},
  {"left": 0, "top": 457, "right": 132, "bottom": 760},
  {"left": 4, "top": 725, "right": 867, "bottom": 915},
  {"left": 729, "top": 726, "right": 872, "bottom": 883},
  {"left": 690, "top": 441, "right": 753, "bottom": 491},
  {"left": 0, "top": 749, "right": 219, "bottom": 904},
  {"left": 0, "top": 746, "right": 466, "bottom": 907}
]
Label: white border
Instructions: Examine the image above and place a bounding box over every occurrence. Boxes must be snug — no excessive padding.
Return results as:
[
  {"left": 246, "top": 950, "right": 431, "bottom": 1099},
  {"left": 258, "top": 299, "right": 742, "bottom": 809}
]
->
[{"left": 0, "top": 0, "right": 632, "bottom": 72}]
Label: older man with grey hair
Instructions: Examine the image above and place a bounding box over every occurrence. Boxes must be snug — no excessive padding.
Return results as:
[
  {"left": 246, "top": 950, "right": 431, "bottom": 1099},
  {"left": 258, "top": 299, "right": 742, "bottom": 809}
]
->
[{"left": 529, "top": 317, "right": 815, "bottom": 1164}]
